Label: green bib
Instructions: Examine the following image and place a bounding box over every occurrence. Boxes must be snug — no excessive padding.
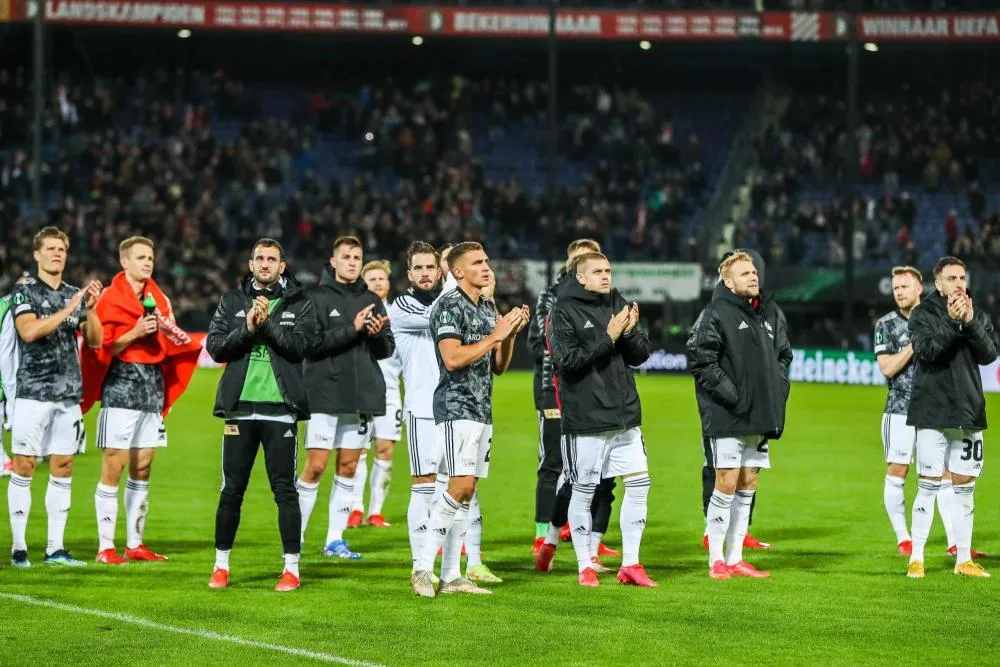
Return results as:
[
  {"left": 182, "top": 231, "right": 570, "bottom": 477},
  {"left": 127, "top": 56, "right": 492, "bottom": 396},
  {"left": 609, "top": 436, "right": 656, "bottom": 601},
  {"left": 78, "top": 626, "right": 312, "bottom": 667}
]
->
[{"left": 239, "top": 298, "right": 284, "bottom": 405}]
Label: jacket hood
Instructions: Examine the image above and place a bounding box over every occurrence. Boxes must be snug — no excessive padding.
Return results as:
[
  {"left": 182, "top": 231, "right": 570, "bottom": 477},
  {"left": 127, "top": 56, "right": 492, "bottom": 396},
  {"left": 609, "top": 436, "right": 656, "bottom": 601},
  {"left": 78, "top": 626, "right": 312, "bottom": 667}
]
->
[
  {"left": 563, "top": 279, "right": 616, "bottom": 306},
  {"left": 240, "top": 272, "right": 303, "bottom": 298},
  {"left": 554, "top": 269, "right": 579, "bottom": 298},
  {"left": 320, "top": 265, "right": 368, "bottom": 294}
]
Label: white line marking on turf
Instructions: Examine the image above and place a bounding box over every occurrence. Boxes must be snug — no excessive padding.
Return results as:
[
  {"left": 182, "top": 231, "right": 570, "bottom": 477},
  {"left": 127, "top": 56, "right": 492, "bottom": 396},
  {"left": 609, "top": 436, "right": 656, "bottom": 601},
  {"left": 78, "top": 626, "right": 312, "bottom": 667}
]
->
[{"left": 0, "top": 593, "right": 385, "bottom": 666}]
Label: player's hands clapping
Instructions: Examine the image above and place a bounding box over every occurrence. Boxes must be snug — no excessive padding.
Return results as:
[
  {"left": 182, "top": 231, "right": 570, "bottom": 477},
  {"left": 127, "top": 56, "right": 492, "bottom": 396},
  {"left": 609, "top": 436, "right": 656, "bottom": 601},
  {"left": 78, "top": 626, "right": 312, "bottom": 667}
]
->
[
  {"left": 353, "top": 305, "right": 376, "bottom": 332},
  {"left": 511, "top": 305, "right": 530, "bottom": 335},
  {"left": 491, "top": 309, "right": 522, "bottom": 343},
  {"left": 948, "top": 293, "right": 974, "bottom": 324},
  {"left": 623, "top": 302, "right": 639, "bottom": 335},
  {"left": 83, "top": 281, "right": 103, "bottom": 310},
  {"left": 607, "top": 306, "right": 631, "bottom": 341},
  {"left": 247, "top": 296, "right": 270, "bottom": 333},
  {"left": 365, "top": 313, "right": 390, "bottom": 336}
]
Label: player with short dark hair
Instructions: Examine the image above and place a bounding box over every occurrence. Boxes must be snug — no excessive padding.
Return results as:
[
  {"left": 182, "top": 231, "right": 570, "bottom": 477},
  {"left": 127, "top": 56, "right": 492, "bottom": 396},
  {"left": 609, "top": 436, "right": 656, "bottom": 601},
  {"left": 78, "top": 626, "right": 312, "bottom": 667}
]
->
[
  {"left": 905, "top": 257, "right": 997, "bottom": 579},
  {"left": 206, "top": 238, "right": 316, "bottom": 591},
  {"left": 8, "top": 227, "right": 104, "bottom": 568}
]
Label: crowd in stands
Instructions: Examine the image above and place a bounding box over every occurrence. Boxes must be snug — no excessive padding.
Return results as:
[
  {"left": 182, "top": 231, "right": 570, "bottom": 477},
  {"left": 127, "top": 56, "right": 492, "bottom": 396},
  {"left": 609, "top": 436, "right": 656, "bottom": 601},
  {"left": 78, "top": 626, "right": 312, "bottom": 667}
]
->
[
  {"left": 1, "top": 66, "right": 709, "bottom": 327},
  {"left": 743, "top": 77, "right": 999, "bottom": 271}
]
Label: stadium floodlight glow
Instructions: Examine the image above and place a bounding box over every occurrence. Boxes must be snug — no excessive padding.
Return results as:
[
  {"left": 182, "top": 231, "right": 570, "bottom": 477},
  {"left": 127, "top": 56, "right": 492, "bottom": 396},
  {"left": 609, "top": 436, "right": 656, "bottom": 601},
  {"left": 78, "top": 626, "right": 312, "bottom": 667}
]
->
[
  {"left": 177, "top": 29, "right": 192, "bottom": 39},
  {"left": 412, "top": 36, "right": 424, "bottom": 46},
  {"left": 864, "top": 42, "right": 878, "bottom": 52},
  {"left": 639, "top": 40, "right": 652, "bottom": 51}
]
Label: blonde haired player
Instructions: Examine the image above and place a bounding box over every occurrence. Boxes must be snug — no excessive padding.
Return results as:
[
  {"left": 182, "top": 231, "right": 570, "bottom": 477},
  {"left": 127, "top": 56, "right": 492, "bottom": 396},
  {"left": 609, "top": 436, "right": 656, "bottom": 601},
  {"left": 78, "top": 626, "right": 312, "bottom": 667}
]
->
[{"left": 355, "top": 260, "right": 403, "bottom": 528}]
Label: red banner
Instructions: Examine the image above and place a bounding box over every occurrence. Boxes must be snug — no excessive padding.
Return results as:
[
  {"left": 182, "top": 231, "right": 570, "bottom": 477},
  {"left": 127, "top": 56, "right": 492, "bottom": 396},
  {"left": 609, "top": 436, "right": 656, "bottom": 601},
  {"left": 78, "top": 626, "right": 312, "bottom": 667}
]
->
[{"left": 9, "top": 2, "right": 1000, "bottom": 42}]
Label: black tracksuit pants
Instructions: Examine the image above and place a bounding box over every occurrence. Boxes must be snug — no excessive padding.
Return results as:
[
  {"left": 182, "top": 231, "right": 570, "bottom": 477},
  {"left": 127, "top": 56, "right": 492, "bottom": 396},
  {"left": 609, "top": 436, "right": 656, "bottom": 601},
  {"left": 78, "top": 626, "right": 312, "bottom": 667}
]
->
[
  {"left": 536, "top": 415, "right": 615, "bottom": 533},
  {"left": 215, "top": 419, "right": 301, "bottom": 554},
  {"left": 701, "top": 436, "right": 756, "bottom": 525}
]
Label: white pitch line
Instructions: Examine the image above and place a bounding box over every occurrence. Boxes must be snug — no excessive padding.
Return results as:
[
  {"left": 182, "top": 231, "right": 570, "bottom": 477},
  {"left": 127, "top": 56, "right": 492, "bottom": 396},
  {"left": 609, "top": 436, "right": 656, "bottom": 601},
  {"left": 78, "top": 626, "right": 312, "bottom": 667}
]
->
[{"left": 0, "top": 593, "right": 385, "bottom": 667}]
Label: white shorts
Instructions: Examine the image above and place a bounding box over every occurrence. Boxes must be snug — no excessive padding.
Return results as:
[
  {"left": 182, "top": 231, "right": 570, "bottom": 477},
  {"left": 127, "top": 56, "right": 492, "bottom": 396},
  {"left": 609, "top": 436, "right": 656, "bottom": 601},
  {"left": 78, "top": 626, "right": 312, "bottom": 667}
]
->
[
  {"left": 916, "top": 428, "right": 984, "bottom": 478},
  {"left": 707, "top": 434, "right": 771, "bottom": 470},
  {"left": 882, "top": 413, "right": 915, "bottom": 465},
  {"left": 407, "top": 413, "right": 443, "bottom": 477},
  {"left": 565, "top": 427, "right": 648, "bottom": 485},
  {"left": 11, "top": 399, "right": 86, "bottom": 457},
  {"left": 305, "top": 413, "right": 373, "bottom": 450},
  {"left": 439, "top": 420, "right": 492, "bottom": 479},
  {"left": 97, "top": 407, "right": 167, "bottom": 450},
  {"left": 373, "top": 404, "right": 403, "bottom": 442}
]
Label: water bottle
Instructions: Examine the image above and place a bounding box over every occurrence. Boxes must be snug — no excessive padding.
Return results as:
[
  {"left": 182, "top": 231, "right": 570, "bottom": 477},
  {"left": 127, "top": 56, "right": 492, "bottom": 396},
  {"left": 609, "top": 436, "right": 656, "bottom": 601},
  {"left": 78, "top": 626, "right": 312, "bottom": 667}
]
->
[{"left": 143, "top": 293, "right": 157, "bottom": 317}]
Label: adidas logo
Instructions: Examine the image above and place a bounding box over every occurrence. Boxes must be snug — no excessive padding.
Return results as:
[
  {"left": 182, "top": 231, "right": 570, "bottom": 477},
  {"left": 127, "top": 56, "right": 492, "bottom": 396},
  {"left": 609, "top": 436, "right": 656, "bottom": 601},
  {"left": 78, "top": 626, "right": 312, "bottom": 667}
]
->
[
  {"left": 42, "top": 300, "right": 51, "bottom": 308},
  {"left": 434, "top": 527, "right": 448, "bottom": 536},
  {"left": 284, "top": 429, "right": 294, "bottom": 438},
  {"left": 916, "top": 507, "right": 928, "bottom": 514},
  {"left": 235, "top": 309, "right": 246, "bottom": 318},
  {"left": 330, "top": 309, "right": 340, "bottom": 317},
  {"left": 738, "top": 321, "right": 749, "bottom": 330},
  {"left": 101, "top": 517, "right": 114, "bottom": 523},
  {"left": 415, "top": 525, "right": 427, "bottom": 534},
  {"left": 583, "top": 320, "right": 594, "bottom": 329},
  {"left": 711, "top": 516, "right": 726, "bottom": 524}
]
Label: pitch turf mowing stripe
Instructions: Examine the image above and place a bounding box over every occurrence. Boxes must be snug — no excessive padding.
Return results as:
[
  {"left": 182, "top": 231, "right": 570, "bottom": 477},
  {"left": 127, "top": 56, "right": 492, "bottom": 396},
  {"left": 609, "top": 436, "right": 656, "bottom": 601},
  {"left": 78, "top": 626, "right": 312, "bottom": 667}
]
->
[{"left": 0, "top": 593, "right": 385, "bottom": 666}]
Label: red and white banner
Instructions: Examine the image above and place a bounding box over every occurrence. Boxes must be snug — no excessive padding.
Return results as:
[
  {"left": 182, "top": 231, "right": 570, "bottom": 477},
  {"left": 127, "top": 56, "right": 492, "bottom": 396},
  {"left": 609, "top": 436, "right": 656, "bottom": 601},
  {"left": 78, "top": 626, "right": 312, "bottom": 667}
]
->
[{"left": 9, "top": 2, "right": 1000, "bottom": 42}]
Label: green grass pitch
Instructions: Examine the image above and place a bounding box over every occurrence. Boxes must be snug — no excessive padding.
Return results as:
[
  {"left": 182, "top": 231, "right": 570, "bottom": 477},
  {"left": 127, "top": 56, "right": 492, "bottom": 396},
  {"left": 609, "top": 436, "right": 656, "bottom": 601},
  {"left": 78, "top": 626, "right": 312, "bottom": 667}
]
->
[{"left": 0, "top": 370, "right": 998, "bottom": 665}]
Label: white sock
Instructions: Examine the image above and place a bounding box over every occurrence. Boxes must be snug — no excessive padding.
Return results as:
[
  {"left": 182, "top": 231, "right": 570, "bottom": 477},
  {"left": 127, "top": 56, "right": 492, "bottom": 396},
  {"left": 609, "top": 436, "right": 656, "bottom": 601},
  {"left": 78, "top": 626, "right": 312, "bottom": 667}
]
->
[
  {"left": 433, "top": 473, "right": 449, "bottom": 504},
  {"left": 568, "top": 483, "right": 596, "bottom": 572},
  {"left": 465, "top": 493, "right": 483, "bottom": 569},
  {"left": 45, "top": 476, "right": 72, "bottom": 555},
  {"left": 910, "top": 478, "right": 940, "bottom": 564},
  {"left": 620, "top": 475, "right": 650, "bottom": 567},
  {"left": 8, "top": 473, "right": 32, "bottom": 552},
  {"left": 369, "top": 459, "right": 392, "bottom": 517},
  {"left": 725, "top": 490, "right": 754, "bottom": 566},
  {"left": 215, "top": 548, "right": 230, "bottom": 571},
  {"left": 952, "top": 482, "right": 976, "bottom": 563},
  {"left": 545, "top": 523, "right": 561, "bottom": 547},
  {"left": 937, "top": 478, "right": 956, "bottom": 548},
  {"left": 95, "top": 482, "right": 119, "bottom": 551},
  {"left": 352, "top": 453, "right": 368, "bottom": 514},
  {"left": 124, "top": 478, "right": 150, "bottom": 549},
  {"left": 407, "top": 482, "right": 435, "bottom": 567},
  {"left": 296, "top": 479, "right": 319, "bottom": 543},
  {"left": 441, "top": 502, "right": 470, "bottom": 582},
  {"left": 883, "top": 475, "right": 910, "bottom": 544},
  {"left": 590, "top": 531, "right": 604, "bottom": 557},
  {"left": 283, "top": 552, "right": 300, "bottom": 577},
  {"left": 325, "top": 476, "right": 354, "bottom": 545},
  {"left": 707, "top": 489, "right": 734, "bottom": 566},
  {"left": 0, "top": 444, "right": 8, "bottom": 468},
  {"left": 416, "top": 491, "right": 461, "bottom": 572}
]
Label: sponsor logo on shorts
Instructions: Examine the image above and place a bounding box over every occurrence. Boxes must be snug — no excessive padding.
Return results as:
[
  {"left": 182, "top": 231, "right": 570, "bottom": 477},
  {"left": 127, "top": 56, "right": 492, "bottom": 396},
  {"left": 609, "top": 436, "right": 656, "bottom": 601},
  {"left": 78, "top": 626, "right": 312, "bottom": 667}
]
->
[
  {"left": 224, "top": 424, "right": 240, "bottom": 436},
  {"left": 543, "top": 409, "right": 561, "bottom": 419}
]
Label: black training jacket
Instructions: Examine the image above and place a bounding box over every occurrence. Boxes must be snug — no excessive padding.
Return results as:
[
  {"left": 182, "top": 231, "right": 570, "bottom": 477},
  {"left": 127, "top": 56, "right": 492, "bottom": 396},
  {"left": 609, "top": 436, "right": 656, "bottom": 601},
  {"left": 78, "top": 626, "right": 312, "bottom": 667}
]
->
[
  {"left": 528, "top": 270, "right": 573, "bottom": 412},
  {"left": 549, "top": 281, "right": 651, "bottom": 435},
  {"left": 907, "top": 289, "right": 998, "bottom": 430},
  {"left": 304, "top": 268, "right": 395, "bottom": 416},
  {"left": 687, "top": 281, "right": 791, "bottom": 439},
  {"left": 207, "top": 274, "right": 315, "bottom": 421}
]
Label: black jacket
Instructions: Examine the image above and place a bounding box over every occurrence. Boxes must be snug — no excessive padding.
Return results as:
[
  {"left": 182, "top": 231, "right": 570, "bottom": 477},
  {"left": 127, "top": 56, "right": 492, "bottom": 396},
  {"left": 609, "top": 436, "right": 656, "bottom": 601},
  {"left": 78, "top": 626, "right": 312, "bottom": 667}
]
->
[
  {"left": 687, "top": 281, "right": 792, "bottom": 439},
  {"left": 907, "top": 290, "right": 998, "bottom": 430},
  {"left": 549, "top": 281, "right": 651, "bottom": 435},
  {"left": 304, "top": 268, "right": 395, "bottom": 416},
  {"left": 207, "top": 275, "right": 315, "bottom": 421},
  {"left": 528, "top": 270, "right": 572, "bottom": 411}
]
